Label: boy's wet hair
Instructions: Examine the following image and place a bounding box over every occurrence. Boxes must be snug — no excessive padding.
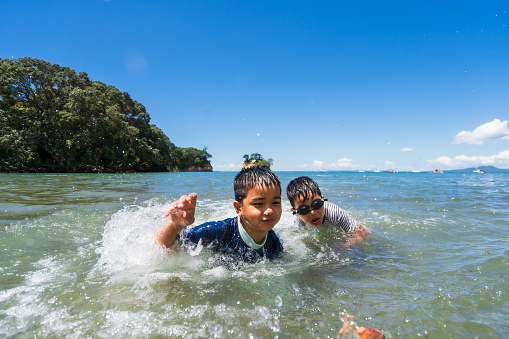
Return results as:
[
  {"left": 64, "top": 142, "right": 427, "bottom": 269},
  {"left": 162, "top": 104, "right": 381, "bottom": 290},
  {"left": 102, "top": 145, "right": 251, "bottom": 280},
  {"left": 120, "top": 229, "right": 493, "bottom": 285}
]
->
[
  {"left": 286, "top": 176, "right": 322, "bottom": 208},
  {"left": 234, "top": 166, "right": 281, "bottom": 204}
]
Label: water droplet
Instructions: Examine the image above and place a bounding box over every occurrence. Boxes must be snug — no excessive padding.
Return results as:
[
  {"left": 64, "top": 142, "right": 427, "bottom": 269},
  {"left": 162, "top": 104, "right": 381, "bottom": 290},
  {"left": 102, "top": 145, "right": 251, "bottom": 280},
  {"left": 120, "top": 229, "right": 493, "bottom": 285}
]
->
[
  {"left": 271, "top": 318, "right": 280, "bottom": 332},
  {"left": 209, "top": 324, "right": 223, "bottom": 338},
  {"left": 275, "top": 295, "right": 282, "bottom": 309},
  {"left": 258, "top": 306, "right": 270, "bottom": 319}
]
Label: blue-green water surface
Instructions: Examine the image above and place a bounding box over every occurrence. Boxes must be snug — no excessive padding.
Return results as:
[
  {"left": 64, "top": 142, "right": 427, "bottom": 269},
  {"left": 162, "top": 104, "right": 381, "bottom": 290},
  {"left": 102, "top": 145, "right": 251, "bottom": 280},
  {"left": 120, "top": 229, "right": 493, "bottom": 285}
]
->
[{"left": 1, "top": 172, "right": 508, "bottom": 338}]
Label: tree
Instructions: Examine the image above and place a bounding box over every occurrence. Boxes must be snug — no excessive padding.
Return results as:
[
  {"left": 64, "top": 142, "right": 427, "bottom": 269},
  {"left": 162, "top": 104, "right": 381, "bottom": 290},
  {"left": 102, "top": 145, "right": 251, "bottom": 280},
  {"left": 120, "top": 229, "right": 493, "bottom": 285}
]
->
[
  {"left": 242, "top": 153, "right": 273, "bottom": 169},
  {"left": 0, "top": 57, "right": 212, "bottom": 172},
  {"left": 174, "top": 147, "right": 212, "bottom": 171}
]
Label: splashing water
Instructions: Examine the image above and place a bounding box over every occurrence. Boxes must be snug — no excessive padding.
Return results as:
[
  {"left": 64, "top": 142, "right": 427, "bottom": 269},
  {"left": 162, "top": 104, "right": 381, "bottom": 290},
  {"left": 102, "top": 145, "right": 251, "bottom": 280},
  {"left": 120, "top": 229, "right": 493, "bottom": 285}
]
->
[{"left": 1, "top": 172, "right": 508, "bottom": 337}]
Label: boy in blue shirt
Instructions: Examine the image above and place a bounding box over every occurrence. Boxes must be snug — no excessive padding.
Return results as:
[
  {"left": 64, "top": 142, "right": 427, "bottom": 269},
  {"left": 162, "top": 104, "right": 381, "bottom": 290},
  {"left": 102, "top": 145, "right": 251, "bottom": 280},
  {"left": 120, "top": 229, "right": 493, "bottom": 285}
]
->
[{"left": 156, "top": 166, "right": 283, "bottom": 262}]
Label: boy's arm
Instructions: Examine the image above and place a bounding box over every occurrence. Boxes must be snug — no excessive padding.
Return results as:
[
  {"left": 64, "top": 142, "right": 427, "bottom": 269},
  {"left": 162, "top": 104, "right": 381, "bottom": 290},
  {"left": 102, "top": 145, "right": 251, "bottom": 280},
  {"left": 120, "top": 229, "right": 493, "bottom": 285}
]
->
[
  {"left": 355, "top": 222, "right": 370, "bottom": 238},
  {"left": 156, "top": 193, "right": 197, "bottom": 248},
  {"left": 342, "top": 222, "right": 371, "bottom": 248},
  {"left": 324, "top": 202, "right": 358, "bottom": 233}
]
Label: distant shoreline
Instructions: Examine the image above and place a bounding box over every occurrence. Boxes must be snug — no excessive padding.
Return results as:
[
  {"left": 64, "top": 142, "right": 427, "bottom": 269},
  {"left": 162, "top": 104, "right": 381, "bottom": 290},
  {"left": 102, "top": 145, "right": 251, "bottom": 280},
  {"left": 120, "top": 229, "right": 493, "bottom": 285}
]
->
[
  {"left": 442, "top": 166, "right": 509, "bottom": 173},
  {"left": 2, "top": 166, "right": 508, "bottom": 174},
  {"left": 0, "top": 165, "right": 213, "bottom": 174}
]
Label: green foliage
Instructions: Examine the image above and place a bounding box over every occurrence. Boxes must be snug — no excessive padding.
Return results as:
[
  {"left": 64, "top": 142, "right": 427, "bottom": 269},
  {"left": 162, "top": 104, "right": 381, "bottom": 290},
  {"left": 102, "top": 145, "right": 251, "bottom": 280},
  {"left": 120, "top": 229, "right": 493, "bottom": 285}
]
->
[
  {"left": 173, "top": 147, "right": 212, "bottom": 171},
  {"left": 0, "top": 57, "right": 212, "bottom": 172},
  {"left": 242, "top": 153, "right": 273, "bottom": 168}
]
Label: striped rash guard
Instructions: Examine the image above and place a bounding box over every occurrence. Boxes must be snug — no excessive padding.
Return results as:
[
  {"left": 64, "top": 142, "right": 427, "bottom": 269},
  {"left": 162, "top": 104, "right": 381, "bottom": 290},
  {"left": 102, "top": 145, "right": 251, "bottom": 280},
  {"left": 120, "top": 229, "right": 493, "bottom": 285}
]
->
[{"left": 295, "top": 201, "right": 358, "bottom": 232}]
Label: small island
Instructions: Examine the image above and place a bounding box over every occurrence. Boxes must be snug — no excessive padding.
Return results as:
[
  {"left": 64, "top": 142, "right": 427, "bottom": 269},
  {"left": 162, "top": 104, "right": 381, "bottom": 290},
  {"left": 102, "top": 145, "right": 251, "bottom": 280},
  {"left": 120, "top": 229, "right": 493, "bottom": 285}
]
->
[{"left": 0, "top": 58, "right": 212, "bottom": 173}]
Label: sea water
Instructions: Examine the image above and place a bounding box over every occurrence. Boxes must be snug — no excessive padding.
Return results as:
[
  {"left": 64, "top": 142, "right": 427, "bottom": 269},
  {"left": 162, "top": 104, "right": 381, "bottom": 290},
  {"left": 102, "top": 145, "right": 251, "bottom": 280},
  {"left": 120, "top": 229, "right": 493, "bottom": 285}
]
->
[{"left": 0, "top": 171, "right": 507, "bottom": 338}]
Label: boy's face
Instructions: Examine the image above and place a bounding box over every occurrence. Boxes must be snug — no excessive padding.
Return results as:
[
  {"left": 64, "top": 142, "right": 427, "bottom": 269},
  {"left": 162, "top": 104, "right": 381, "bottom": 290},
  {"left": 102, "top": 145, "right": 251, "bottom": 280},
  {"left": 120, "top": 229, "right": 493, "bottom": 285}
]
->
[
  {"left": 234, "top": 184, "right": 282, "bottom": 238},
  {"left": 292, "top": 193, "right": 325, "bottom": 226}
]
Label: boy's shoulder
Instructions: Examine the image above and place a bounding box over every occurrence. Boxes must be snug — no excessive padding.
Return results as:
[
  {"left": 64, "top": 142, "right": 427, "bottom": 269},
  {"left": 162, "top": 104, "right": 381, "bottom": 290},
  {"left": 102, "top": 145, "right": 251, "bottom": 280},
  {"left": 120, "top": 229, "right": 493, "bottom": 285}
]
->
[
  {"left": 323, "top": 200, "right": 342, "bottom": 214},
  {"left": 324, "top": 200, "right": 339, "bottom": 208},
  {"left": 191, "top": 216, "right": 237, "bottom": 229},
  {"left": 183, "top": 217, "right": 237, "bottom": 242}
]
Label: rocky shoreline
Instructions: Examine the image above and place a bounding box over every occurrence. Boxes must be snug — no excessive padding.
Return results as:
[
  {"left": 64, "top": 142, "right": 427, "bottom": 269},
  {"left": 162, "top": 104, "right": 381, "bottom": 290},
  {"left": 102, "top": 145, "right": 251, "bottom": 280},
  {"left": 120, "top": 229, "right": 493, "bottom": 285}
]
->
[{"left": 0, "top": 165, "right": 213, "bottom": 173}]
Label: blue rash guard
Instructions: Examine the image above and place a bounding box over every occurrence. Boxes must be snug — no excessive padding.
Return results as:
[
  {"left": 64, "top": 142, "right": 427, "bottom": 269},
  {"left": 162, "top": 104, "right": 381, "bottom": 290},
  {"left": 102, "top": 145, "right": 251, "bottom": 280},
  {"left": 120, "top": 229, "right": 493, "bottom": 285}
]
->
[{"left": 180, "top": 217, "right": 283, "bottom": 263}]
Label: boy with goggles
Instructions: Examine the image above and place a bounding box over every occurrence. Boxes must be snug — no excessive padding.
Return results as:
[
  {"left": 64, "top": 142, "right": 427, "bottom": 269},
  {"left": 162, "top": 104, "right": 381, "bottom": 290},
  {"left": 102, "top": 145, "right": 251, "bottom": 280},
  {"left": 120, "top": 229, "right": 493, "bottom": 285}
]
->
[
  {"left": 286, "top": 176, "right": 369, "bottom": 238},
  {"left": 156, "top": 166, "right": 283, "bottom": 263}
]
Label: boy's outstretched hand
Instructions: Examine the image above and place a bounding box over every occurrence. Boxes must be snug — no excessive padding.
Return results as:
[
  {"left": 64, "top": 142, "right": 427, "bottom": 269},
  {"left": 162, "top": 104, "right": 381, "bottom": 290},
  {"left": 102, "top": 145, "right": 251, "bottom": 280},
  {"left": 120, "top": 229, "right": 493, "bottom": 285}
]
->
[
  {"left": 355, "top": 223, "right": 370, "bottom": 238},
  {"left": 156, "top": 193, "right": 197, "bottom": 248},
  {"left": 342, "top": 222, "right": 371, "bottom": 248},
  {"left": 164, "top": 193, "right": 198, "bottom": 227}
]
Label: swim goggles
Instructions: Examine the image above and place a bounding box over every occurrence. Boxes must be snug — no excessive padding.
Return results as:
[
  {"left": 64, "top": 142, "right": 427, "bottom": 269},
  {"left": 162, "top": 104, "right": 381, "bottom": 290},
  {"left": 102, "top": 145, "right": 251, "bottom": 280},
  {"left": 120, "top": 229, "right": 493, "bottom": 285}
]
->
[{"left": 293, "top": 199, "right": 327, "bottom": 215}]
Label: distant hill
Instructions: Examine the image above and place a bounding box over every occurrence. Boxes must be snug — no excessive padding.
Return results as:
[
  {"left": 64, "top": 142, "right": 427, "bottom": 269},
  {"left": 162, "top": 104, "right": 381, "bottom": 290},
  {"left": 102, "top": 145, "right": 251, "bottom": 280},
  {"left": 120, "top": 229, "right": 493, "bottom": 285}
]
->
[{"left": 444, "top": 166, "right": 509, "bottom": 173}]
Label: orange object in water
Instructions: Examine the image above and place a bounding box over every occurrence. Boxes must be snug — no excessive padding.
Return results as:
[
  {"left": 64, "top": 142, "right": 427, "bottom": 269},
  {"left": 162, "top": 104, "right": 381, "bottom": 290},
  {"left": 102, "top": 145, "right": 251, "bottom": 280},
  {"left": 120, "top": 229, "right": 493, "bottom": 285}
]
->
[
  {"left": 355, "top": 326, "right": 385, "bottom": 339},
  {"left": 337, "top": 312, "right": 385, "bottom": 339}
]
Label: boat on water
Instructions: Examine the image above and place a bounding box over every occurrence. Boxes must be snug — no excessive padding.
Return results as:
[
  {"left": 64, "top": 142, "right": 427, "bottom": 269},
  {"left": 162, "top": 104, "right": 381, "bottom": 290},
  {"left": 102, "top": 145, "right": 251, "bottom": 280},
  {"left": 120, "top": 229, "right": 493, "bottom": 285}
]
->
[
  {"left": 384, "top": 170, "right": 397, "bottom": 173},
  {"left": 431, "top": 168, "right": 443, "bottom": 173},
  {"left": 473, "top": 169, "right": 485, "bottom": 173}
]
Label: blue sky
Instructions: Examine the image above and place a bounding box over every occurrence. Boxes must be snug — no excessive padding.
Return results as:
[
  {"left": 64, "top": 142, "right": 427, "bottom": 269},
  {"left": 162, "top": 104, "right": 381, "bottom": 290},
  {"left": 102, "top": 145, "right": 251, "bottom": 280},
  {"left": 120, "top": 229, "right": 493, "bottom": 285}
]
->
[{"left": 2, "top": 0, "right": 508, "bottom": 171}]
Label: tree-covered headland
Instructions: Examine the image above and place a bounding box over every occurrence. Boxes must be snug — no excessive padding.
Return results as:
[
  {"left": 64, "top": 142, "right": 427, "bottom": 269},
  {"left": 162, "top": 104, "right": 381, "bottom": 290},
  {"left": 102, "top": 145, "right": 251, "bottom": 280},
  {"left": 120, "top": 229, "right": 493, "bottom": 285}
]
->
[{"left": 0, "top": 58, "right": 212, "bottom": 172}]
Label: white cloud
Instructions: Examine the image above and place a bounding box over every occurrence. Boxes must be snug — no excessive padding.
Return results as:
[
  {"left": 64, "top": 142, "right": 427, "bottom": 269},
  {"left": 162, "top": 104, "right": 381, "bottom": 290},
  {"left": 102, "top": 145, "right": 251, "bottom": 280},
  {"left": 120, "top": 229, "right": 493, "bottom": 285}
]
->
[
  {"left": 384, "top": 161, "right": 397, "bottom": 169},
  {"left": 428, "top": 150, "right": 509, "bottom": 168},
  {"left": 125, "top": 55, "right": 148, "bottom": 73},
  {"left": 401, "top": 147, "right": 413, "bottom": 152},
  {"left": 453, "top": 119, "right": 509, "bottom": 145},
  {"left": 212, "top": 163, "right": 241, "bottom": 170},
  {"left": 309, "top": 158, "right": 359, "bottom": 170},
  {"left": 312, "top": 160, "right": 325, "bottom": 168}
]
